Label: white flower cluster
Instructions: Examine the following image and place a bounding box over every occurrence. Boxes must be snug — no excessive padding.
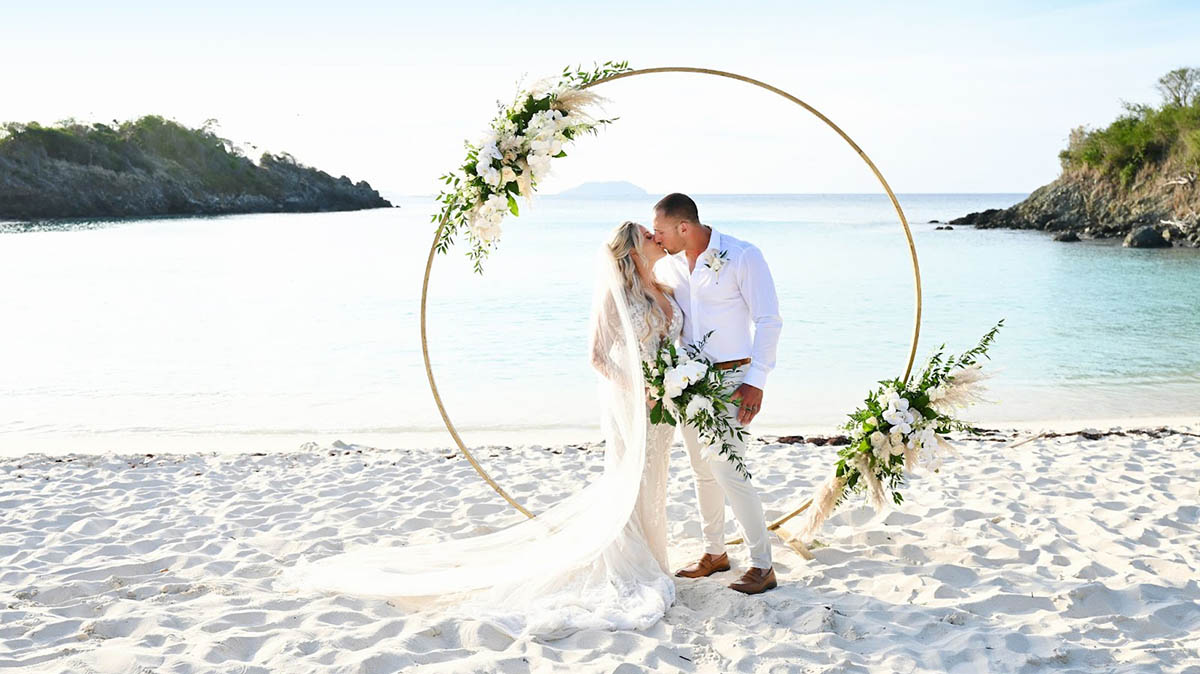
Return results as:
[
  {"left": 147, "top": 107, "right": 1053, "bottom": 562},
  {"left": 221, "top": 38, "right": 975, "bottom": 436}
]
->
[
  {"left": 663, "top": 359, "right": 708, "bottom": 399},
  {"left": 861, "top": 387, "right": 942, "bottom": 467},
  {"left": 643, "top": 338, "right": 745, "bottom": 473},
  {"left": 702, "top": 249, "right": 728, "bottom": 280},
  {"left": 465, "top": 102, "right": 576, "bottom": 245}
]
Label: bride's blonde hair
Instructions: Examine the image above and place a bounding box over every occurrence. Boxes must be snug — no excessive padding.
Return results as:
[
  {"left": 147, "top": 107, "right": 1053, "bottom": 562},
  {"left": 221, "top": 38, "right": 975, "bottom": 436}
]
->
[{"left": 607, "top": 220, "right": 673, "bottom": 336}]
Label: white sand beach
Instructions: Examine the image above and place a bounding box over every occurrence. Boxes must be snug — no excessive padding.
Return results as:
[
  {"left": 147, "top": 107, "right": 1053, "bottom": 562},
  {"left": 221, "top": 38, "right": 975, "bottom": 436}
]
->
[{"left": 3, "top": 423, "right": 1199, "bottom": 673}]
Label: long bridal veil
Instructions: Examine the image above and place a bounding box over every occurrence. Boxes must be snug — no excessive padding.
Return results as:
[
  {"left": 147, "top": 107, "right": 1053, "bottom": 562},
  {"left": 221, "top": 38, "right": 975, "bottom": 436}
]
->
[{"left": 276, "top": 247, "right": 673, "bottom": 639}]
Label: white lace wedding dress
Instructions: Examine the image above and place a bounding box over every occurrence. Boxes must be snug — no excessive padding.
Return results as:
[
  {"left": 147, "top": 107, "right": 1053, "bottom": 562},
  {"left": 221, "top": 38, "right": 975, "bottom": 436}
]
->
[
  {"left": 277, "top": 249, "right": 682, "bottom": 641},
  {"left": 623, "top": 294, "right": 682, "bottom": 574}
]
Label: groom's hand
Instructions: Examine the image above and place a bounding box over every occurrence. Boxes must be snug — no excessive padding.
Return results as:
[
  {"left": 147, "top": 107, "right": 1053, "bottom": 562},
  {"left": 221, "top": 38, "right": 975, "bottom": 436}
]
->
[{"left": 730, "top": 384, "right": 763, "bottom": 425}]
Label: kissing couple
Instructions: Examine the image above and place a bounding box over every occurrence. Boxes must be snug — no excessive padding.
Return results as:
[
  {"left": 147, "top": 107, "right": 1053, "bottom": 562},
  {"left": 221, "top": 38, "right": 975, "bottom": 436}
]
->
[{"left": 282, "top": 192, "right": 784, "bottom": 642}]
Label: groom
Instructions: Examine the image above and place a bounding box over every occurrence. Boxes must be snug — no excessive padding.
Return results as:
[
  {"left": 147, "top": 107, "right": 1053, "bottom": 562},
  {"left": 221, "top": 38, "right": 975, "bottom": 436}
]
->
[{"left": 651, "top": 192, "right": 782, "bottom": 595}]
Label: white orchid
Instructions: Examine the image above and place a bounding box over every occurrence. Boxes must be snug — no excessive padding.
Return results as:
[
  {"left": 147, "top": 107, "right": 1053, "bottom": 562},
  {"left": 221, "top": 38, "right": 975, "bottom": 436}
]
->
[
  {"left": 478, "top": 141, "right": 501, "bottom": 163},
  {"left": 685, "top": 395, "right": 714, "bottom": 419},
  {"left": 527, "top": 153, "right": 553, "bottom": 181},
  {"left": 530, "top": 137, "right": 563, "bottom": 157},
  {"left": 476, "top": 161, "right": 501, "bottom": 188},
  {"left": 663, "top": 360, "right": 708, "bottom": 399}
]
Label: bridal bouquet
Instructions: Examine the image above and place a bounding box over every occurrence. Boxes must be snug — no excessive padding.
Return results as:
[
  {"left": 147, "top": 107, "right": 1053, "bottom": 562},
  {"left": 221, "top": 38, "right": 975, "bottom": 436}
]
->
[
  {"left": 643, "top": 333, "right": 752, "bottom": 479},
  {"left": 433, "top": 60, "right": 632, "bottom": 273},
  {"left": 798, "top": 320, "right": 1005, "bottom": 539}
]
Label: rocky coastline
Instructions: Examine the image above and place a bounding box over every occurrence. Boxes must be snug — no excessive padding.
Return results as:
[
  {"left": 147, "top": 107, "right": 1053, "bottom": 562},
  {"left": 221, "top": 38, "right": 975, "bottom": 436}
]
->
[
  {"left": 950, "top": 72, "right": 1200, "bottom": 249},
  {"left": 949, "top": 166, "right": 1199, "bottom": 248}
]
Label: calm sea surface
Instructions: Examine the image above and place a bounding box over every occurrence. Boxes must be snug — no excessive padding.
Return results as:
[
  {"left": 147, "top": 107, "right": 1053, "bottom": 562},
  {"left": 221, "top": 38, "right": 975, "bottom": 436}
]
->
[{"left": 3, "top": 193, "right": 1199, "bottom": 453}]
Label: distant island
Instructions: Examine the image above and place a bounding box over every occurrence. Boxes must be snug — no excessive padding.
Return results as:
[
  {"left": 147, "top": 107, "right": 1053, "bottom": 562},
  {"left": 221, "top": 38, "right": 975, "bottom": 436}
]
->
[
  {"left": 554, "top": 181, "right": 649, "bottom": 199},
  {"left": 951, "top": 67, "right": 1199, "bottom": 248},
  {"left": 0, "top": 116, "right": 391, "bottom": 220}
]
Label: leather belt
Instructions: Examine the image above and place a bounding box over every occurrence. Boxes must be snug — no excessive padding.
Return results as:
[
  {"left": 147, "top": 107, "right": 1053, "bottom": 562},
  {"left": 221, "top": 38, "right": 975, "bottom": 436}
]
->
[{"left": 713, "top": 357, "right": 751, "bottom": 371}]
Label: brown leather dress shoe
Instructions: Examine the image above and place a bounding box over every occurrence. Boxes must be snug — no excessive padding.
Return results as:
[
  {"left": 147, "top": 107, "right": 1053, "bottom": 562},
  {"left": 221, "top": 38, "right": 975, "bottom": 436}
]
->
[
  {"left": 674, "top": 552, "right": 731, "bottom": 578},
  {"left": 728, "top": 566, "right": 777, "bottom": 594}
]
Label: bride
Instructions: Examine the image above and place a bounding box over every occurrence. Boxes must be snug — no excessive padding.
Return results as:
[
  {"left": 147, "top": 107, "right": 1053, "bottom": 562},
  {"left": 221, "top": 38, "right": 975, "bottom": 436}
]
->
[{"left": 279, "top": 220, "right": 683, "bottom": 640}]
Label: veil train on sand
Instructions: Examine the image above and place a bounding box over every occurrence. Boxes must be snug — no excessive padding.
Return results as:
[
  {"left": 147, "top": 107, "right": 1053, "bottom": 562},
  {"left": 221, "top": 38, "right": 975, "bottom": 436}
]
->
[{"left": 277, "top": 248, "right": 674, "bottom": 639}]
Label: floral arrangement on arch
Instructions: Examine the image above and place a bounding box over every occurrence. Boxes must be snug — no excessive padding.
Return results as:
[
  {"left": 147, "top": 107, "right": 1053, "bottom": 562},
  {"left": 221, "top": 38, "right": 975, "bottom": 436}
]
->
[
  {"left": 795, "top": 320, "right": 1005, "bottom": 540},
  {"left": 432, "top": 61, "right": 632, "bottom": 273}
]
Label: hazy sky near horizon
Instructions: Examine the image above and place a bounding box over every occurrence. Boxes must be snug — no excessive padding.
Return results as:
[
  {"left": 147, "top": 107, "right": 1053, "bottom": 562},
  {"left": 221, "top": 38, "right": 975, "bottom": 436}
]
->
[{"left": 3, "top": 1, "right": 1198, "bottom": 196}]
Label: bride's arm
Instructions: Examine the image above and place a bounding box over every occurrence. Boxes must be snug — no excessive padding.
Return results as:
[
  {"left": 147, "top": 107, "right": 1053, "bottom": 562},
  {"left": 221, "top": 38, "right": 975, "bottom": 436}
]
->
[{"left": 589, "top": 295, "right": 620, "bottom": 380}]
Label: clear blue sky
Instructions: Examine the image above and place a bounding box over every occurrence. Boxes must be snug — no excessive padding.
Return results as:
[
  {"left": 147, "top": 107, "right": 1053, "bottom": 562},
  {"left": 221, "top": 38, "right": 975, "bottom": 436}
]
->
[{"left": 3, "top": 0, "right": 1197, "bottom": 195}]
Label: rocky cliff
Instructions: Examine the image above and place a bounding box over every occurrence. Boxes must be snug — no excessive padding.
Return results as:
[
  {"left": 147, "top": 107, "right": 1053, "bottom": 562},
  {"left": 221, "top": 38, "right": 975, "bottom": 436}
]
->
[
  {"left": 0, "top": 116, "right": 392, "bottom": 220},
  {"left": 951, "top": 97, "right": 1200, "bottom": 248},
  {"left": 950, "top": 166, "right": 1199, "bottom": 247}
]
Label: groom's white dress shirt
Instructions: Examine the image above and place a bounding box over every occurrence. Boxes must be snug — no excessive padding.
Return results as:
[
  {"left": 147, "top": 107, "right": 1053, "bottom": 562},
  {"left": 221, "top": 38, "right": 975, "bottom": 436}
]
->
[{"left": 656, "top": 228, "right": 782, "bottom": 390}]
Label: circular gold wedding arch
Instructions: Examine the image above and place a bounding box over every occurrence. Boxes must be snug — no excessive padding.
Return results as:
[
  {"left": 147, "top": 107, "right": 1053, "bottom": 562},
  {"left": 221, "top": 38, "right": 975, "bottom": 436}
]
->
[{"left": 421, "top": 67, "right": 923, "bottom": 539}]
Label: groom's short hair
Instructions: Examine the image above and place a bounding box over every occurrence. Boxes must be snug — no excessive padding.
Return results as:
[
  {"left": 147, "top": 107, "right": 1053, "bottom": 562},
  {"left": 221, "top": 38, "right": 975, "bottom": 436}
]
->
[{"left": 655, "top": 193, "right": 699, "bottom": 224}]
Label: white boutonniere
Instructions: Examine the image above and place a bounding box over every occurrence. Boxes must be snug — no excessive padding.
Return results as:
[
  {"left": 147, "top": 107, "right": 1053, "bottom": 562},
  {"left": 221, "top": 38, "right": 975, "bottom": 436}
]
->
[{"left": 702, "top": 249, "right": 729, "bottom": 282}]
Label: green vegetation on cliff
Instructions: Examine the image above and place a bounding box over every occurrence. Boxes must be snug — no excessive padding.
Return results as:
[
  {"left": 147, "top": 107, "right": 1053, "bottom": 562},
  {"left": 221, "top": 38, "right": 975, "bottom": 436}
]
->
[
  {"left": 0, "top": 115, "right": 391, "bottom": 220},
  {"left": 1058, "top": 68, "right": 1200, "bottom": 188},
  {"left": 953, "top": 68, "right": 1200, "bottom": 248}
]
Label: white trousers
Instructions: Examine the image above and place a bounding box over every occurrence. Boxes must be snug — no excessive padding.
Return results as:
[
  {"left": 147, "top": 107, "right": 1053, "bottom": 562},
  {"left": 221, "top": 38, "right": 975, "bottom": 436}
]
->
[{"left": 679, "top": 365, "right": 772, "bottom": 569}]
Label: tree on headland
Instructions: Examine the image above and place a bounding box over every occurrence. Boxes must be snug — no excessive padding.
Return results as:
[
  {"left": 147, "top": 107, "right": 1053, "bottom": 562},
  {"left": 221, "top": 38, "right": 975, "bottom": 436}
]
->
[
  {"left": 0, "top": 114, "right": 392, "bottom": 219},
  {"left": 1156, "top": 67, "right": 1200, "bottom": 108},
  {"left": 1059, "top": 67, "right": 1200, "bottom": 188}
]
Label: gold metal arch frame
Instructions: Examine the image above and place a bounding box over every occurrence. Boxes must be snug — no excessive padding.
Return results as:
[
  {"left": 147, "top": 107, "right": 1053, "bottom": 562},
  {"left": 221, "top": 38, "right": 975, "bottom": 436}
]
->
[{"left": 420, "top": 66, "right": 924, "bottom": 543}]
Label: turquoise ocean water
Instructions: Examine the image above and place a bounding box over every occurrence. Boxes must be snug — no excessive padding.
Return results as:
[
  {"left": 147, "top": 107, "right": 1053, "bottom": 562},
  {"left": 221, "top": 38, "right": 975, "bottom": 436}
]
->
[{"left": 2, "top": 193, "right": 1198, "bottom": 453}]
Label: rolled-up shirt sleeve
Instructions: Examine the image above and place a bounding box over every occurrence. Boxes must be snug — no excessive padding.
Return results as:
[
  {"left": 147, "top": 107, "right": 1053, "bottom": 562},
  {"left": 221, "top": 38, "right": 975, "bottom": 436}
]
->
[{"left": 736, "top": 245, "right": 782, "bottom": 390}]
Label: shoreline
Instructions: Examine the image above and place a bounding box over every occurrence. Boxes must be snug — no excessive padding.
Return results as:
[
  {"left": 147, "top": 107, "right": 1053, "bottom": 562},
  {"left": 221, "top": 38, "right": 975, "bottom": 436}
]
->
[{"left": 3, "top": 414, "right": 1196, "bottom": 458}]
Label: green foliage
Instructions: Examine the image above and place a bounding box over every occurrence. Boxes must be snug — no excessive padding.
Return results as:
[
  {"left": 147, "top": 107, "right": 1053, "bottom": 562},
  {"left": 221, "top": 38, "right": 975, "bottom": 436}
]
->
[
  {"left": 1060, "top": 76, "right": 1200, "bottom": 187},
  {"left": 0, "top": 114, "right": 281, "bottom": 196}
]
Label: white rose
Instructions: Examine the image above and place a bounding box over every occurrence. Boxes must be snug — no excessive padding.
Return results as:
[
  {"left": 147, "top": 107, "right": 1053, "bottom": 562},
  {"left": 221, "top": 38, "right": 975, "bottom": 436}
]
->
[
  {"left": 500, "top": 166, "right": 517, "bottom": 185},
  {"left": 869, "top": 431, "right": 886, "bottom": 448},
  {"left": 469, "top": 215, "right": 502, "bottom": 243}
]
